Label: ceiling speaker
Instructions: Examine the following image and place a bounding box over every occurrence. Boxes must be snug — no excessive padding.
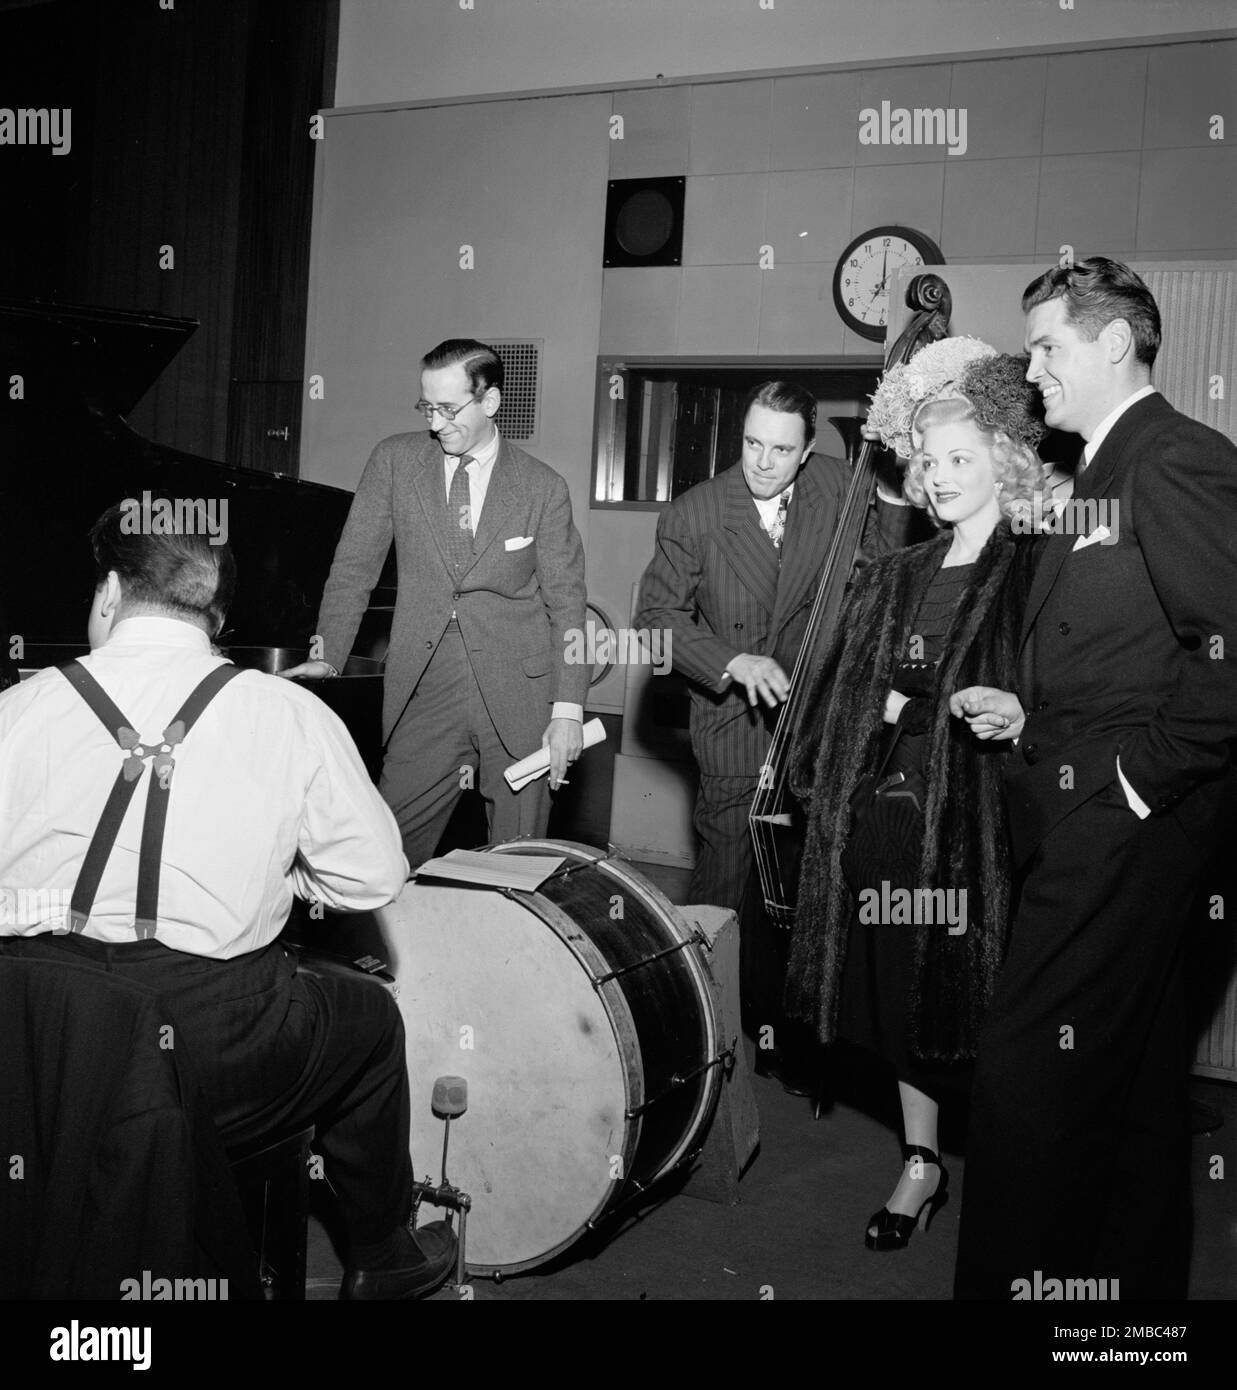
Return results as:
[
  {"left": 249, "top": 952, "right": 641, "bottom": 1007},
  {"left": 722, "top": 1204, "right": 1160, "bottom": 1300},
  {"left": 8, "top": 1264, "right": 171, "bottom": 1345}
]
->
[{"left": 603, "top": 177, "right": 685, "bottom": 268}]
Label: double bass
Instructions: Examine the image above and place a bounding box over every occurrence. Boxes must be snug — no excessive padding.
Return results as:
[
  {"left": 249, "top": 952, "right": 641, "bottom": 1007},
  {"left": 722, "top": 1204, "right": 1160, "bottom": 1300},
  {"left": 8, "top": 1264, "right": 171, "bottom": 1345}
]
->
[{"left": 749, "top": 273, "right": 953, "bottom": 926}]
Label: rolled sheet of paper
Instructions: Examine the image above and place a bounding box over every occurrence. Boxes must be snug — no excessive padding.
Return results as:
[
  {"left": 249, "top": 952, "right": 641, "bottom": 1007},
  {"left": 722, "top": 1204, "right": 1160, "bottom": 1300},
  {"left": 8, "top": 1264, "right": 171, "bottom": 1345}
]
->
[{"left": 503, "top": 716, "right": 607, "bottom": 791}]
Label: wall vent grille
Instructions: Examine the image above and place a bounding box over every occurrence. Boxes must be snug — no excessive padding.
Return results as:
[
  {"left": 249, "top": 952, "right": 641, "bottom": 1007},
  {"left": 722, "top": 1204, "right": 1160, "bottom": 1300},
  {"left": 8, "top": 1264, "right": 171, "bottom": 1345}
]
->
[{"left": 487, "top": 339, "right": 541, "bottom": 443}]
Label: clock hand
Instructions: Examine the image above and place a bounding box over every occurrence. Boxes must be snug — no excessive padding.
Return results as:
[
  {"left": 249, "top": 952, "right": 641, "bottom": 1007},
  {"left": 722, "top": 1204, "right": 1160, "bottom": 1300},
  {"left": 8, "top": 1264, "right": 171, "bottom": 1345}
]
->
[{"left": 869, "top": 247, "right": 890, "bottom": 298}]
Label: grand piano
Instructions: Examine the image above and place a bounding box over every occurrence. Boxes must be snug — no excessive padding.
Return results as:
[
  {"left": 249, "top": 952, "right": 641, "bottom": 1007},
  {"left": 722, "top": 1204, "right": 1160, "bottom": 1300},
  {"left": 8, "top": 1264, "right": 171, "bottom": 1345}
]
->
[{"left": 0, "top": 298, "right": 390, "bottom": 769}]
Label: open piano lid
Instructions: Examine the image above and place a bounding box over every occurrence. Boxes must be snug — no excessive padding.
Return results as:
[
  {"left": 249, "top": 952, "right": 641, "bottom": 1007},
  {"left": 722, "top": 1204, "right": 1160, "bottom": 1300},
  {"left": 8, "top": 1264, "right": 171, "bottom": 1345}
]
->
[
  {"left": 0, "top": 297, "right": 369, "bottom": 653},
  {"left": 0, "top": 297, "right": 198, "bottom": 420}
]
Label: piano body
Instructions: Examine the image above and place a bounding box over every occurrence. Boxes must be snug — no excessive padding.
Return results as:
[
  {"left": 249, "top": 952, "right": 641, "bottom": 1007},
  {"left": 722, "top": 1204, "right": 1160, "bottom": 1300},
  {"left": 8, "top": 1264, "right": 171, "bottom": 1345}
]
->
[{"left": 0, "top": 299, "right": 390, "bottom": 771}]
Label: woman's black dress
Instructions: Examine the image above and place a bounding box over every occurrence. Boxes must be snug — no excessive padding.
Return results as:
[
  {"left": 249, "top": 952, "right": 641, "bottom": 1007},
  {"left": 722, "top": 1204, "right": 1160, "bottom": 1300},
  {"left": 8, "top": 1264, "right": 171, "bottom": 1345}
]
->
[{"left": 836, "top": 560, "right": 974, "bottom": 1095}]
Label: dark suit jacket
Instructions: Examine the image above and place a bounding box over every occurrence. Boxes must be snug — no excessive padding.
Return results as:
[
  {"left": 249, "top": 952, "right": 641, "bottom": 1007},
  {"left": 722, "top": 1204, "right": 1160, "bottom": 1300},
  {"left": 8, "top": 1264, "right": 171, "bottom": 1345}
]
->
[
  {"left": 315, "top": 431, "right": 589, "bottom": 755},
  {"left": 1005, "top": 392, "right": 1237, "bottom": 862},
  {"left": 0, "top": 955, "right": 259, "bottom": 1300},
  {"left": 634, "top": 457, "right": 907, "bottom": 778}
]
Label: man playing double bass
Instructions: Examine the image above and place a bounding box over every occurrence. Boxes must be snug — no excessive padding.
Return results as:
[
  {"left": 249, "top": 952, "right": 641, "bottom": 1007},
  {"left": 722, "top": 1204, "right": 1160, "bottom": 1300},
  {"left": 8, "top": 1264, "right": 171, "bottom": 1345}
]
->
[{"left": 635, "top": 380, "right": 912, "bottom": 1086}]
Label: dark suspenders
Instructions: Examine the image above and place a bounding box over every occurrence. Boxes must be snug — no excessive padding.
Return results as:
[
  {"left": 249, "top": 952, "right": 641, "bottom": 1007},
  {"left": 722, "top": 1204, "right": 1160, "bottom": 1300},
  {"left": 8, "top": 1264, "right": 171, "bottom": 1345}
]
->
[{"left": 58, "top": 659, "right": 243, "bottom": 939}]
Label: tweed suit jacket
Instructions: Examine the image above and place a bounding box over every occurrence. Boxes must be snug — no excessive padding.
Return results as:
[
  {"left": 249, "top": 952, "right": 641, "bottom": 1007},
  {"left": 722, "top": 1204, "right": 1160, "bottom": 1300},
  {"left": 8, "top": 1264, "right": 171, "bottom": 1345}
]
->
[
  {"left": 635, "top": 456, "right": 902, "bottom": 779},
  {"left": 1004, "top": 392, "right": 1237, "bottom": 863},
  {"left": 315, "top": 431, "right": 589, "bottom": 756}
]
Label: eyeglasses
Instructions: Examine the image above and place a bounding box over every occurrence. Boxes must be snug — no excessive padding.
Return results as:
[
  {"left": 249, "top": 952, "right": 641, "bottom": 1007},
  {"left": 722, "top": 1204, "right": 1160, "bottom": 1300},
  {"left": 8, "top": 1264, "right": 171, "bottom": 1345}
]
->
[{"left": 415, "top": 394, "right": 482, "bottom": 423}]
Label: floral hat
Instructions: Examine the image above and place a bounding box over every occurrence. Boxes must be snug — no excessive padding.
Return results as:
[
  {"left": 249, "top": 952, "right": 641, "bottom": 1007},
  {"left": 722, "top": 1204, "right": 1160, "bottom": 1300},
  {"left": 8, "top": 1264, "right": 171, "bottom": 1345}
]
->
[
  {"left": 949, "top": 352, "right": 1047, "bottom": 454},
  {"left": 865, "top": 336, "right": 997, "bottom": 459}
]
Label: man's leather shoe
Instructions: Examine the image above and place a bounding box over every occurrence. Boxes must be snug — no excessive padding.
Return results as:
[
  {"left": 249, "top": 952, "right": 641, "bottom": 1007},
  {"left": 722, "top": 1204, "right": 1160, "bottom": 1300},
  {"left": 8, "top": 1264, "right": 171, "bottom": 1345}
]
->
[{"left": 340, "top": 1220, "right": 458, "bottom": 1300}]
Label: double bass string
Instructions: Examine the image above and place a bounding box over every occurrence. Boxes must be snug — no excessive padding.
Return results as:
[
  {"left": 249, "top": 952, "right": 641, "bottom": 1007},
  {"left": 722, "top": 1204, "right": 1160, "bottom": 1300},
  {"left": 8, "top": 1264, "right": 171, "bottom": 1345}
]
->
[
  {"left": 750, "top": 433, "right": 880, "bottom": 911},
  {"left": 748, "top": 273, "right": 952, "bottom": 923}
]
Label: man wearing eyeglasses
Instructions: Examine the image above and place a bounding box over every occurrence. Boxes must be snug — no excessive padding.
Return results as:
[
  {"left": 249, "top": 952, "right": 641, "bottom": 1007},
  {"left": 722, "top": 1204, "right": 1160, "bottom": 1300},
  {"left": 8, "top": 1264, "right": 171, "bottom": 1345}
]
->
[{"left": 283, "top": 339, "right": 588, "bottom": 870}]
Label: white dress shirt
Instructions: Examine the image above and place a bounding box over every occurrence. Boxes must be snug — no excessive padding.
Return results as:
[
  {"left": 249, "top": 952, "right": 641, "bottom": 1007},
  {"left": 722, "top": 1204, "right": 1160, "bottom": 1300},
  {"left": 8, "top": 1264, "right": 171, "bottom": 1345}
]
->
[
  {"left": 443, "top": 424, "right": 583, "bottom": 725},
  {"left": 1081, "top": 385, "right": 1157, "bottom": 471},
  {"left": 442, "top": 422, "right": 501, "bottom": 524},
  {"left": 0, "top": 617, "right": 408, "bottom": 957},
  {"left": 1081, "top": 385, "right": 1158, "bottom": 819},
  {"left": 751, "top": 484, "right": 793, "bottom": 534}
]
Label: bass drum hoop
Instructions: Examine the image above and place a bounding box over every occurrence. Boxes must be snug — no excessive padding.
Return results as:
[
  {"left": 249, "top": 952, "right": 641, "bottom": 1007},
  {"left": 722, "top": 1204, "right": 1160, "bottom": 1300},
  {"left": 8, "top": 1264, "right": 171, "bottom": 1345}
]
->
[{"left": 487, "top": 839, "right": 723, "bottom": 1194}]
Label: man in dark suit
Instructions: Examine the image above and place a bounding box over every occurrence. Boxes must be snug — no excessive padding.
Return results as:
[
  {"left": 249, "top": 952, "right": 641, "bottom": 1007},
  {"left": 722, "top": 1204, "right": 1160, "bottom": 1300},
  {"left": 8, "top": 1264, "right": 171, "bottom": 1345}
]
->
[
  {"left": 952, "top": 258, "right": 1237, "bottom": 1299},
  {"left": 635, "top": 381, "right": 907, "bottom": 1062},
  {"left": 285, "top": 339, "right": 589, "bottom": 869}
]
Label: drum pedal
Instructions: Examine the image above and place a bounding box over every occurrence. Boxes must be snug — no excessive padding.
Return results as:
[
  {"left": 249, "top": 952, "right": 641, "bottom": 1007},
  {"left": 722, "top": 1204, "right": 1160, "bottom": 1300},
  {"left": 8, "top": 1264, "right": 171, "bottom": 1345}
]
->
[{"left": 410, "top": 1075, "right": 473, "bottom": 1289}]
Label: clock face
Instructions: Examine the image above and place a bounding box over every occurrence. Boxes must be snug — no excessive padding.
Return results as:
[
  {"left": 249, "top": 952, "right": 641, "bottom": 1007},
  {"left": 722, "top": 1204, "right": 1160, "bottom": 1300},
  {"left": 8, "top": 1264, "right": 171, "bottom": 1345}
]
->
[{"left": 833, "top": 227, "right": 943, "bottom": 341}]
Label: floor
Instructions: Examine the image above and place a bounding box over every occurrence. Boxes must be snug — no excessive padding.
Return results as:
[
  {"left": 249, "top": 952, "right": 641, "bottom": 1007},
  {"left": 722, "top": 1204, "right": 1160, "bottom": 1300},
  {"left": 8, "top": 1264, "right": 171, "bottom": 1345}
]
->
[{"left": 300, "top": 858, "right": 1237, "bottom": 1302}]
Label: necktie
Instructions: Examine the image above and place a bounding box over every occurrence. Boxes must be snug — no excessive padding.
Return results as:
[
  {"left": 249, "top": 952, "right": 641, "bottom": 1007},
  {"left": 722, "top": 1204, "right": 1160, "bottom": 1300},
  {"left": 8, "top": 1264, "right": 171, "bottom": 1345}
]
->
[
  {"left": 767, "top": 491, "right": 789, "bottom": 551},
  {"left": 445, "top": 455, "right": 474, "bottom": 571}
]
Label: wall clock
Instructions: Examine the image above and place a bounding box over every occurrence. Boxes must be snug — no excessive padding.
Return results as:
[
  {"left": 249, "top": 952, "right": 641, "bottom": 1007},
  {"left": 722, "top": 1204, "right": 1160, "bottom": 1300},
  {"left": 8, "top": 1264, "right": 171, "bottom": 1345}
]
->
[{"left": 832, "top": 226, "right": 944, "bottom": 341}]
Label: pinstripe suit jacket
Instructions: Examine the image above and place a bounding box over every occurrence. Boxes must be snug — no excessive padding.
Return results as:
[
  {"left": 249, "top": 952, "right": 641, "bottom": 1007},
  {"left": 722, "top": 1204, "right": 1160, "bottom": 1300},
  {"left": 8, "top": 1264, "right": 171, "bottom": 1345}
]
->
[
  {"left": 635, "top": 457, "right": 900, "bottom": 779},
  {"left": 314, "top": 431, "right": 588, "bottom": 755}
]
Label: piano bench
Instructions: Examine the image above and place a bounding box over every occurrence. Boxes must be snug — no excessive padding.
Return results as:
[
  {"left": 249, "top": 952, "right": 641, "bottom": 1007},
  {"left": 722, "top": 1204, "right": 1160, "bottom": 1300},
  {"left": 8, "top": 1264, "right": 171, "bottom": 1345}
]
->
[{"left": 228, "top": 1124, "right": 316, "bottom": 1301}]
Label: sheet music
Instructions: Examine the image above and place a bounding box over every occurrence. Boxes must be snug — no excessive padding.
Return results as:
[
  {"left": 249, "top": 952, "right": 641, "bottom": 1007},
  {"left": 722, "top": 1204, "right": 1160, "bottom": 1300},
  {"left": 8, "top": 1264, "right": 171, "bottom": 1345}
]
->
[{"left": 413, "top": 849, "right": 565, "bottom": 891}]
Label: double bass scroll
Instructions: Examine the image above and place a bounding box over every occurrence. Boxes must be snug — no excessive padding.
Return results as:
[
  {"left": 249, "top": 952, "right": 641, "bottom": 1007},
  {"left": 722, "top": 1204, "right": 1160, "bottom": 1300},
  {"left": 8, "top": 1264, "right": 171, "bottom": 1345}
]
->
[{"left": 749, "top": 272, "right": 953, "bottom": 926}]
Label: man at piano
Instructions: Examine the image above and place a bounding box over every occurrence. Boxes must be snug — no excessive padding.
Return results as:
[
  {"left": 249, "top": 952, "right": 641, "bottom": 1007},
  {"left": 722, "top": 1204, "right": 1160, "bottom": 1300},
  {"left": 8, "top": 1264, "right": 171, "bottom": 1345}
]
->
[
  {"left": 282, "top": 338, "right": 589, "bottom": 870},
  {"left": 0, "top": 508, "right": 457, "bottom": 1299},
  {"left": 634, "top": 381, "right": 910, "bottom": 1087}
]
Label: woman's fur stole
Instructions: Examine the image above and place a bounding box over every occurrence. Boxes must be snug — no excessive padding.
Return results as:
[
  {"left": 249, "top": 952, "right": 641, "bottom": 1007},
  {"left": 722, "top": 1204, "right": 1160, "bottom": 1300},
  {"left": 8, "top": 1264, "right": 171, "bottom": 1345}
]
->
[{"left": 785, "top": 523, "right": 1037, "bottom": 1062}]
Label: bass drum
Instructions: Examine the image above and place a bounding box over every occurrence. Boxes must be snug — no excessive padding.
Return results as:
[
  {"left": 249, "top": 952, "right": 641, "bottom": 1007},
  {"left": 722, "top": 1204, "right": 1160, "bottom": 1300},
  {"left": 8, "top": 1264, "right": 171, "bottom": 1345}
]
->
[{"left": 378, "top": 839, "right": 724, "bottom": 1275}]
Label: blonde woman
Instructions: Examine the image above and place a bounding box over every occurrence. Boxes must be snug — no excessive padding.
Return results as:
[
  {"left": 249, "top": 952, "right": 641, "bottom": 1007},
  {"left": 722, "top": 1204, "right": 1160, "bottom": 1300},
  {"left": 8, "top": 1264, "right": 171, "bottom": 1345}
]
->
[{"left": 787, "top": 352, "right": 1046, "bottom": 1250}]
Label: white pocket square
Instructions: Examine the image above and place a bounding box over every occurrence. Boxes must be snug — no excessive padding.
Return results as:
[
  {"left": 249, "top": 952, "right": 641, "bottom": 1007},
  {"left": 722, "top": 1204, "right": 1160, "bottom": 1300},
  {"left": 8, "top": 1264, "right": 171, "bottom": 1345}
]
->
[
  {"left": 504, "top": 535, "right": 535, "bottom": 551},
  {"left": 1072, "top": 526, "right": 1110, "bottom": 551}
]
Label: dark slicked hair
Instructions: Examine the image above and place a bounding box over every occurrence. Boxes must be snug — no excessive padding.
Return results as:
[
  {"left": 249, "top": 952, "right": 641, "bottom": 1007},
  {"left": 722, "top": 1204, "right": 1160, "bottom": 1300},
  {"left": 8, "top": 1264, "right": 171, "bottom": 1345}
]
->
[
  {"left": 740, "top": 380, "right": 817, "bottom": 445},
  {"left": 421, "top": 338, "right": 504, "bottom": 394},
  {"left": 90, "top": 501, "right": 236, "bottom": 637},
  {"left": 1022, "top": 256, "right": 1161, "bottom": 368}
]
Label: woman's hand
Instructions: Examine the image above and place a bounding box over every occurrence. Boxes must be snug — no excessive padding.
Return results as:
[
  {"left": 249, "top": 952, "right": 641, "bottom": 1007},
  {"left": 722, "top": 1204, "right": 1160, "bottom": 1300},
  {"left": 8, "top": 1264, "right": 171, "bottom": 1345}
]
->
[
  {"left": 949, "top": 685, "right": 1026, "bottom": 741},
  {"left": 883, "top": 689, "right": 910, "bottom": 724}
]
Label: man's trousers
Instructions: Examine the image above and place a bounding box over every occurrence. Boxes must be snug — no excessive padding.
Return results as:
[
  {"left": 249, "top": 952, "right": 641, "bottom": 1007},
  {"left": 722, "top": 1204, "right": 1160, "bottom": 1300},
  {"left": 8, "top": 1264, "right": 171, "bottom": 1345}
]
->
[
  {"left": 690, "top": 771, "right": 791, "bottom": 1041},
  {"left": 955, "top": 777, "right": 1222, "bottom": 1300},
  {"left": 380, "top": 625, "right": 550, "bottom": 871},
  {"left": 0, "top": 932, "right": 412, "bottom": 1259}
]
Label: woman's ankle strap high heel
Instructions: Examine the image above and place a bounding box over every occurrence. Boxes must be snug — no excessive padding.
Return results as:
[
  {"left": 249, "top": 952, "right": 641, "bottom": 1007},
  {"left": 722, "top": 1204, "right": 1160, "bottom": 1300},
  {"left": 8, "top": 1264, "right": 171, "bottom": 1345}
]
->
[
  {"left": 865, "top": 1145, "right": 950, "bottom": 1251},
  {"left": 902, "top": 1142, "right": 944, "bottom": 1169}
]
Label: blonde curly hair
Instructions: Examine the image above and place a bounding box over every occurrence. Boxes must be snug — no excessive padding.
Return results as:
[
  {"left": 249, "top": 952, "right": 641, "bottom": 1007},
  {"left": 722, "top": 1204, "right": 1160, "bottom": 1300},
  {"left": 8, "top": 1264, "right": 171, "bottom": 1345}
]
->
[{"left": 904, "top": 396, "right": 1048, "bottom": 526}]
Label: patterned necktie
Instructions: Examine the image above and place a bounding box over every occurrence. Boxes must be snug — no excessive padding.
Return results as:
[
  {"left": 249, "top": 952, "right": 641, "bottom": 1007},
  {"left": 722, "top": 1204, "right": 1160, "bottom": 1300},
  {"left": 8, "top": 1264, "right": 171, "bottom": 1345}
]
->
[
  {"left": 445, "top": 455, "right": 474, "bottom": 571},
  {"left": 767, "top": 490, "right": 790, "bottom": 551}
]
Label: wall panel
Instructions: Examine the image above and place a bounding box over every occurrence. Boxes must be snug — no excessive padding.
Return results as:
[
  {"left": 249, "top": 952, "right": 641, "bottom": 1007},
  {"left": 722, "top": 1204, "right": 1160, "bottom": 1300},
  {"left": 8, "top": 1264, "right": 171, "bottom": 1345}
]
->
[
  {"left": 301, "top": 94, "right": 610, "bottom": 544},
  {"left": 336, "top": 0, "right": 1236, "bottom": 108}
]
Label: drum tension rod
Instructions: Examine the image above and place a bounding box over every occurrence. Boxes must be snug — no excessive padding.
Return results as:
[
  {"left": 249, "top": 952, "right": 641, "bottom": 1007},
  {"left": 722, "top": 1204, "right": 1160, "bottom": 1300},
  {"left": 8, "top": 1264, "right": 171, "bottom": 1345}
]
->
[
  {"left": 540, "top": 861, "right": 587, "bottom": 884},
  {"left": 540, "top": 849, "right": 626, "bottom": 887},
  {"left": 592, "top": 928, "right": 709, "bottom": 987},
  {"left": 585, "top": 1178, "right": 647, "bottom": 1230},
  {"left": 625, "top": 1041, "right": 737, "bottom": 1119}
]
